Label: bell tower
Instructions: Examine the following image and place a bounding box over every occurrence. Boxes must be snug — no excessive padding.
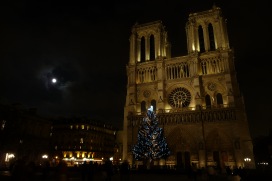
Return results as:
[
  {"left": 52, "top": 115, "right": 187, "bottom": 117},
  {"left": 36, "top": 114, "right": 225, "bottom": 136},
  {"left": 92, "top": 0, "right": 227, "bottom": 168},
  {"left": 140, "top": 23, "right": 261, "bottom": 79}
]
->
[
  {"left": 129, "top": 20, "right": 171, "bottom": 65},
  {"left": 186, "top": 5, "right": 230, "bottom": 54},
  {"left": 123, "top": 5, "right": 255, "bottom": 170}
]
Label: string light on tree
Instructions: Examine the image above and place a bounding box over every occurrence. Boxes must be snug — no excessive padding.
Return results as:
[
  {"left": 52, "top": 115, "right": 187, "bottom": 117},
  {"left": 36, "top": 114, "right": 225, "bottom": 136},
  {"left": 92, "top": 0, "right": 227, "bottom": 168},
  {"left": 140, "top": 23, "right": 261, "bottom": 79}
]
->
[{"left": 132, "top": 105, "right": 170, "bottom": 168}]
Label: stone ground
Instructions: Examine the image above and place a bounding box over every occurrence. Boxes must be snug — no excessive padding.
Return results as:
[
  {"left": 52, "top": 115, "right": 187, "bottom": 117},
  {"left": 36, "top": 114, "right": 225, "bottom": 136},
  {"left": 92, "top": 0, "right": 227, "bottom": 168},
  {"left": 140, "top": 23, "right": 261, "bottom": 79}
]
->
[{"left": 1, "top": 168, "right": 271, "bottom": 181}]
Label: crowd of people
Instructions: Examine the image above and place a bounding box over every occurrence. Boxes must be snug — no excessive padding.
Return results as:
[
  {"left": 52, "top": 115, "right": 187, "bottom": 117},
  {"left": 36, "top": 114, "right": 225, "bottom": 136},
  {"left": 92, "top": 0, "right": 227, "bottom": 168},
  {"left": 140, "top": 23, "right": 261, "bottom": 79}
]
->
[
  {"left": 7, "top": 157, "right": 269, "bottom": 181},
  {"left": 8, "top": 157, "right": 131, "bottom": 181}
]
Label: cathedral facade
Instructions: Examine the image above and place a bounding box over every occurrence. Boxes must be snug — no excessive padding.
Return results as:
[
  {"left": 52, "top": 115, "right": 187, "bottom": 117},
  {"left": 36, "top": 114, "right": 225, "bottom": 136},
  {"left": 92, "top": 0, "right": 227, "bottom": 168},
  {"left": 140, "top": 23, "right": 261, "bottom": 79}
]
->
[{"left": 123, "top": 6, "right": 255, "bottom": 170}]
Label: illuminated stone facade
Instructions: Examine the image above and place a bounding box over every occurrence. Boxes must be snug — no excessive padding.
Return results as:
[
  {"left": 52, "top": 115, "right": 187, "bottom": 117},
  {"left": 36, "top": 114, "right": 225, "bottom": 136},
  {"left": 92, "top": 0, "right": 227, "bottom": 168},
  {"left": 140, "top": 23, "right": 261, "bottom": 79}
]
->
[
  {"left": 50, "top": 118, "right": 117, "bottom": 166},
  {"left": 123, "top": 5, "right": 255, "bottom": 170}
]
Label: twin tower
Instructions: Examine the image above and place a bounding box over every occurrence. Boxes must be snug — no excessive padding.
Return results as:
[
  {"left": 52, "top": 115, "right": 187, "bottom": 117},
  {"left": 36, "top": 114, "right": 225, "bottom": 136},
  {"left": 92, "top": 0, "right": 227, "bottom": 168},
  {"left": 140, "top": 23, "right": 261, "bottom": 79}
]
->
[{"left": 123, "top": 5, "right": 255, "bottom": 169}]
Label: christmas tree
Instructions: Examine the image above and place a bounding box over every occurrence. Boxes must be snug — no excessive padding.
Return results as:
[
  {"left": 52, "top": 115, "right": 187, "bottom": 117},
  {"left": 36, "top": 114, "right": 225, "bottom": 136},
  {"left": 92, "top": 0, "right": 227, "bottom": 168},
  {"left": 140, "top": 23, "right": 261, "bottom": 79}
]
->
[{"left": 132, "top": 105, "right": 170, "bottom": 163}]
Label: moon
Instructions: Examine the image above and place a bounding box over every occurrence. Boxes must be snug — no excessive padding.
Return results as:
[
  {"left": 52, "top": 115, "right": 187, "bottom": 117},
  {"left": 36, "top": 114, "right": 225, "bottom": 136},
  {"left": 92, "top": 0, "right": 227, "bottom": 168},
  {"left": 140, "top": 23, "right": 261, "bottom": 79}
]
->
[{"left": 51, "top": 78, "right": 57, "bottom": 84}]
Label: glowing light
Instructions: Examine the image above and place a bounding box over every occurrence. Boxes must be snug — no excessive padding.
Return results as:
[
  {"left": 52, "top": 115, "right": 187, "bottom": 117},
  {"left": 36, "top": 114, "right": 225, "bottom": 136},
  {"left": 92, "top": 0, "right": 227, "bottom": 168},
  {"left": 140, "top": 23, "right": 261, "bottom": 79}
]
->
[
  {"left": 192, "top": 44, "right": 195, "bottom": 51},
  {"left": 244, "top": 158, "right": 251, "bottom": 162},
  {"left": 42, "top": 155, "right": 48, "bottom": 159},
  {"left": 8, "top": 154, "right": 15, "bottom": 158},
  {"left": 258, "top": 162, "right": 268, "bottom": 165},
  {"left": 5, "top": 153, "right": 15, "bottom": 162},
  {"left": 51, "top": 78, "right": 57, "bottom": 84}
]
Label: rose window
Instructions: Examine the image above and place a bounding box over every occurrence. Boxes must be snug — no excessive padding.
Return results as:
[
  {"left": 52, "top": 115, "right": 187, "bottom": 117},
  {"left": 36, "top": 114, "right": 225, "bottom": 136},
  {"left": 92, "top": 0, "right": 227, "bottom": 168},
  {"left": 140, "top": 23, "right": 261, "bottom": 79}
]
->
[{"left": 168, "top": 87, "right": 191, "bottom": 108}]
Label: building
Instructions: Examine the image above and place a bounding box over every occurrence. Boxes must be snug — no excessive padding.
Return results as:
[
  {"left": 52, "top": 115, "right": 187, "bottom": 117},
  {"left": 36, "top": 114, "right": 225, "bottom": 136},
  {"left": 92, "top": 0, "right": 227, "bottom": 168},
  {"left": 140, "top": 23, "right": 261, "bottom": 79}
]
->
[
  {"left": 0, "top": 103, "right": 51, "bottom": 168},
  {"left": 50, "top": 117, "right": 118, "bottom": 166},
  {"left": 123, "top": 5, "right": 255, "bottom": 170}
]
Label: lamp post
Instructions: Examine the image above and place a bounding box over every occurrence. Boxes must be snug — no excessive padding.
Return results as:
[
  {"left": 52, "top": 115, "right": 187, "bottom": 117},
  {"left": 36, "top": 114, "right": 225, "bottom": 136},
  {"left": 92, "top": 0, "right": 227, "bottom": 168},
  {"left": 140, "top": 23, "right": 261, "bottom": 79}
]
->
[
  {"left": 199, "top": 105, "right": 207, "bottom": 168},
  {"left": 244, "top": 157, "right": 251, "bottom": 168},
  {"left": 131, "top": 119, "right": 135, "bottom": 169}
]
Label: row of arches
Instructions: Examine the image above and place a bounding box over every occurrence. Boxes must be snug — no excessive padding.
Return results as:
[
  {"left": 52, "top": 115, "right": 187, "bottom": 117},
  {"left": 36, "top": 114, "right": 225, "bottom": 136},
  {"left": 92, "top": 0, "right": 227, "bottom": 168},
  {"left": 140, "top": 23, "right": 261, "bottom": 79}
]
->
[
  {"left": 139, "top": 92, "right": 223, "bottom": 111},
  {"left": 140, "top": 34, "right": 155, "bottom": 62},
  {"left": 134, "top": 57, "right": 227, "bottom": 84},
  {"left": 129, "top": 109, "right": 236, "bottom": 128},
  {"left": 205, "top": 93, "right": 223, "bottom": 108},
  {"left": 138, "top": 23, "right": 216, "bottom": 63}
]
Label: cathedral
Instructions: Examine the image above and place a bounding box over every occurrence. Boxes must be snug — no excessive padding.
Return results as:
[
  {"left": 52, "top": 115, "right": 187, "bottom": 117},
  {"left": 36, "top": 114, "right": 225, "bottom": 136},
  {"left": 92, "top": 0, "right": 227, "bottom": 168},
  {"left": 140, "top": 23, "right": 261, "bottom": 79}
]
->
[{"left": 122, "top": 5, "right": 255, "bottom": 170}]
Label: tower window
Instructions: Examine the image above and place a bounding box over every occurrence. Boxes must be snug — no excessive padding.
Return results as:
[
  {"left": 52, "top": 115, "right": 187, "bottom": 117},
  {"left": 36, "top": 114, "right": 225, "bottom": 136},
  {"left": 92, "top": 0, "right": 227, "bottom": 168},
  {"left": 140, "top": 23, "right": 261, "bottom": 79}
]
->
[
  {"left": 150, "top": 34, "right": 155, "bottom": 60},
  {"left": 198, "top": 25, "right": 205, "bottom": 53},
  {"left": 141, "top": 36, "right": 146, "bottom": 62},
  {"left": 208, "top": 23, "right": 215, "bottom": 50}
]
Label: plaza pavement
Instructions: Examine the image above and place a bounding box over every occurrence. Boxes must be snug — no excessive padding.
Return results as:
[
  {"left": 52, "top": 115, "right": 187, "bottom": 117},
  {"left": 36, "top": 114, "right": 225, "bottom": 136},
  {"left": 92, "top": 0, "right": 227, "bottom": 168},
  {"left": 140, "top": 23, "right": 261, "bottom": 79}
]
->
[
  {"left": 1, "top": 169, "right": 271, "bottom": 181},
  {"left": 0, "top": 170, "right": 243, "bottom": 181}
]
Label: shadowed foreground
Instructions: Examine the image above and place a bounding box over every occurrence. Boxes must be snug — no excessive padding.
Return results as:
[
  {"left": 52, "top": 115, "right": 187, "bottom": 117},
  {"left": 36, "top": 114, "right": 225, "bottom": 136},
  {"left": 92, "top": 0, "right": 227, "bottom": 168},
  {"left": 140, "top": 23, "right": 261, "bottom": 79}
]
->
[{"left": 1, "top": 167, "right": 272, "bottom": 181}]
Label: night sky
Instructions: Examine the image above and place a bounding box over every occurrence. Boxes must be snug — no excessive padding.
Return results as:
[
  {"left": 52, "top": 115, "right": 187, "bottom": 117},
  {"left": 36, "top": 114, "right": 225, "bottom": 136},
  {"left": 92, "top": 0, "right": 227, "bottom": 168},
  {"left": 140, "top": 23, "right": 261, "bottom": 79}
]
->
[{"left": 0, "top": 0, "right": 271, "bottom": 137}]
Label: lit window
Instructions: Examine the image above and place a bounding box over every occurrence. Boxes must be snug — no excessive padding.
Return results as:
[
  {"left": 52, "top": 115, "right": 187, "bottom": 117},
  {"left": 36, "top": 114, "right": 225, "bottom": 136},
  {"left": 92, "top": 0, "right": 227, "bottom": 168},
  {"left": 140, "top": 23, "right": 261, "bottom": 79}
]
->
[
  {"left": 81, "top": 125, "right": 84, "bottom": 129},
  {"left": 80, "top": 138, "right": 84, "bottom": 144},
  {"left": 76, "top": 125, "right": 79, "bottom": 129},
  {"left": 70, "top": 125, "right": 73, "bottom": 129}
]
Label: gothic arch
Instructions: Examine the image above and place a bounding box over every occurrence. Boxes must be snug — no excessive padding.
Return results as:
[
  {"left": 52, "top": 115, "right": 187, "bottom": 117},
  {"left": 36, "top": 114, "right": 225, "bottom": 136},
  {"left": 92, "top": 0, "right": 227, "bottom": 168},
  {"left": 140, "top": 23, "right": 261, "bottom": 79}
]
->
[
  {"left": 151, "top": 99, "right": 156, "bottom": 112},
  {"left": 198, "top": 25, "right": 205, "bottom": 52},
  {"left": 208, "top": 23, "right": 215, "bottom": 50},
  {"left": 140, "top": 101, "right": 146, "bottom": 113},
  {"left": 140, "top": 36, "right": 146, "bottom": 62},
  {"left": 138, "top": 88, "right": 158, "bottom": 106},
  {"left": 150, "top": 34, "right": 155, "bottom": 60},
  {"left": 205, "top": 94, "right": 212, "bottom": 108},
  {"left": 205, "top": 81, "right": 227, "bottom": 105},
  {"left": 216, "top": 93, "right": 223, "bottom": 106}
]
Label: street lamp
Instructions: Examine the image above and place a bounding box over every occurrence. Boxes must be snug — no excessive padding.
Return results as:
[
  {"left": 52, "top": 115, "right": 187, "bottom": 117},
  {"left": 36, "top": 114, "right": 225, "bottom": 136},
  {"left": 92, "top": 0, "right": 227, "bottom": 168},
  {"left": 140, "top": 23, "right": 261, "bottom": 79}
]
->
[
  {"left": 42, "top": 154, "right": 48, "bottom": 159},
  {"left": 244, "top": 158, "right": 251, "bottom": 162},
  {"left": 131, "top": 119, "right": 135, "bottom": 168},
  {"left": 198, "top": 105, "right": 207, "bottom": 168},
  {"left": 244, "top": 157, "right": 251, "bottom": 168}
]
